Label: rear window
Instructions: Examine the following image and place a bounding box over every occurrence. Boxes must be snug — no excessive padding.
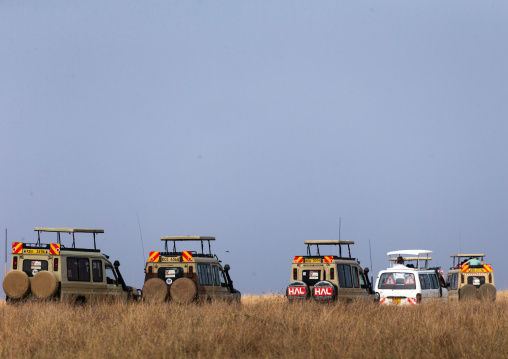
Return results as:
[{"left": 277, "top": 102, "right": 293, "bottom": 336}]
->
[
  {"left": 158, "top": 267, "right": 184, "bottom": 284},
  {"left": 302, "top": 270, "right": 321, "bottom": 286},
  {"left": 378, "top": 272, "right": 416, "bottom": 290},
  {"left": 22, "top": 260, "right": 48, "bottom": 277}
]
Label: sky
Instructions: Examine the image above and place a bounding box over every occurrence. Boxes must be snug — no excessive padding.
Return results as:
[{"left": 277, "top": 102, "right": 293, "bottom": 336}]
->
[{"left": 1, "top": 1, "right": 508, "bottom": 296}]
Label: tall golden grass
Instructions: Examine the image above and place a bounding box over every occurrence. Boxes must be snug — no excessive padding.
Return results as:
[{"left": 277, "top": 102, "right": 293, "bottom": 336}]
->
[{"left": 0, "top": 292, "right": 507, "bottom": 358}]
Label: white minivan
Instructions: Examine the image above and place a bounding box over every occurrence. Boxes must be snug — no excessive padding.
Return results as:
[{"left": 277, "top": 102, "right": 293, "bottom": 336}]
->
[{"left": 375, "top": 250, "right": 448, "bottom": 305}]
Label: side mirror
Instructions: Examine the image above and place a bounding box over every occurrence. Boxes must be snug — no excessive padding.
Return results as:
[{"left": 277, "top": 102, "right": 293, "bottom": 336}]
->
[{"left": 364, "top": 267, "right": 370, "bottom": 274}]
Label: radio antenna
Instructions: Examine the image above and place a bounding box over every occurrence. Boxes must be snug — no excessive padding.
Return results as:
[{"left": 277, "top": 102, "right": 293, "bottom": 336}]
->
[
  {"left": 5, "top": 228, "right": 7, "bottom": 276},
  {"left": 136, "top": 212, "right": 146, "bottom": 264},
  {"left": 369, "top": 238, "right": 373, "bottom": 285},
  {"left": 339, "top": 217, "right": 341, "bottom": 241}
]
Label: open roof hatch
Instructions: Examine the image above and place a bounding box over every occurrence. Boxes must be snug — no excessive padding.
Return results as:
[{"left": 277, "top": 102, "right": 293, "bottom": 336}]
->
[
  {"left": 304, "top": 240, "right": 355, "bottom": 258},
  {"left": 161, "top": 236, "right": 215, "bottom": 255},
  {"left": 34, "top": 228, "right": 104, "bottom": 250}
]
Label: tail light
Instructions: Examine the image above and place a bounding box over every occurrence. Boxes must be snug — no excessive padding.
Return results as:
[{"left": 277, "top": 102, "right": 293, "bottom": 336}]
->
[
  {"left": 489, "top": 273, "right": 492, "bottom": 283},
  {"left": 53, "top": 258, "right": 59, "bottom": 271},
  {"left": 293, "top": 268, "right": 297, "bottom": 280},
  {"left": 330, "top": 268, "right": 335, "bottom": 280},
  {"left": 416, "top": 293, "right": 421, "bottom": 304},
  {"left": 189, "top": 266, "right": 193, "bottom": 278},
  {"left": 461, "top": 274, "right": 464, "bottom": 284},
  {"left": 13, "top": 256, "right": 18, "bottom": 270},
  {"left": 148, "top": 266, "right": 153, "bottom": 275}
]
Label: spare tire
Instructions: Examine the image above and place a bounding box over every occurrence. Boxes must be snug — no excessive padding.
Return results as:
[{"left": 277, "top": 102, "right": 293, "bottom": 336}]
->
[
  {"left": 312, "top": 280, "right": 337, "bottom": 303},
  {"left": 170, "top": 278, "right": 197, "bottom": 304},
  {"left": 3, "top": 271, "right": 30, "bottom": 299},
  {"left": 31, "top": 271, "right": 59, "bottom": 299},
  {"left": 142, "top": 278, "right": 169, "bottom": 303},
  {"left": 478, "top": 283, "right": 496, "bottom": 301},
  {"left": 287, "top": 280, "right": 310, "bottom": 300},
  {"left": 459, "top": 284, "right": 477, "bottom": 301}
]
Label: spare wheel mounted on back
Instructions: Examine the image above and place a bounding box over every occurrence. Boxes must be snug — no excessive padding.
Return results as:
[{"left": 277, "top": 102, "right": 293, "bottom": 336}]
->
[
  {"left": 170, "top": 277, "right": 197, "bottom": 304},
  {"left": 31, "top": 271, "right": 59, "bottom": 299},
  {"left": 142, "top": 278, "right": 169, "bottom": 303},
  {"left": 286, "top": 281, "right": 310, "bottom": 300},
  {"left": 312, "top": 280, "right": 337, "bottom": 303},
  {"left": 3, "top": 271, "right": 31, "bottom": 300}
]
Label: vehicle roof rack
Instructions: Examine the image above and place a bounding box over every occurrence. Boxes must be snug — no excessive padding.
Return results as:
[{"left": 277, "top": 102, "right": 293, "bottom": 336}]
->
[
  {"left": 304, "top": 240, "right": 355, "bottom": 258},
  {"left": 450, "top": 254, "right": 485, "bottom": 258},
  {"left": 161, "top": 236, "right": 215, "bottom": 255},
  {"left": 34, "top": 228, "right": 104, "bottom": 250}
]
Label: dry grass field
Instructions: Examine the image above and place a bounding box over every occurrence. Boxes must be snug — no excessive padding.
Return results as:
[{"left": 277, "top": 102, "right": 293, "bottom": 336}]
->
[{"left": 1, "top": 292, "right": 507, "bottom": 359}]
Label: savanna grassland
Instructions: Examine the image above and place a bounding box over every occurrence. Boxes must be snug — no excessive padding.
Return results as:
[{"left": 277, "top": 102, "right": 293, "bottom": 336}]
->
[{"left": 1, "top": 293, "right": 507, "bottom": 359}]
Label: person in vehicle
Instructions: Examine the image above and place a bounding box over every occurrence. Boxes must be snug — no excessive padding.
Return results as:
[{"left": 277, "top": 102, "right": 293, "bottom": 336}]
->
[{"left": 393, "top": 256, "right": 407, "bottom": 269}]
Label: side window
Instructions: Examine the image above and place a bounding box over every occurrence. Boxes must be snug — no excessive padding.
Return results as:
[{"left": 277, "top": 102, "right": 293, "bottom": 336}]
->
[
  {"left": 22, "top": 260, "right": 48, "bottom": 277},
  {"left": 92, "top": 260, "right": 103, "bottom": 282},
  {"left": 452, "top": 273, "right": 458, "bottom": 290},
  {"left": 352, "top": 267, "right": 360, "bottom": 288},
  {"left": 105, "top": 265, "right": 117, "bottom": 285},
  {"left": 197, "top": 264, "right": 213, "bottom": 286},
  {"left": 338, "top": 264, "right": 353, "bottom": 288},
  {"left": 419, "top": 274, "right": 427, "bottom": 289},
  {"left": 212, "top": 265, "right": 220, "bottom": 286},
  {"left": 67, "top": 257, "right": 90, "bottom": 282},
  {"left": 219, "top": 268, "right": 227, "bottom": 286},
  {"left": 429, "top": 274, "right": 439, "bottom": 289}
]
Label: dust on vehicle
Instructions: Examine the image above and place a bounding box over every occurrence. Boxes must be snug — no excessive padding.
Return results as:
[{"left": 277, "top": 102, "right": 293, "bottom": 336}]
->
[
  {"left": 375, "top": 250, "right": 448, "bottom": 305},
  {"left": 446, "top": 254, "right": 496, "bottom": 301},
  {"left": 286, "top": 240, "right": 374, "bottom": 303},
  {"left": 142, "top": 236, "right": 240, "bottom": 304},
  {"left": 2, "top": 228, "right": 141, "bottom": 304}
]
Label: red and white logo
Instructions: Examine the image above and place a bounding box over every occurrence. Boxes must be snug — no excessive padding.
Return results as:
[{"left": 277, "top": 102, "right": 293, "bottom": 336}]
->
[
  {"left": 288, "top": 287, "right": 306, "bottom": 296},
  {"left": 313, "top": 287, "right": 333, "bottom": 296}
]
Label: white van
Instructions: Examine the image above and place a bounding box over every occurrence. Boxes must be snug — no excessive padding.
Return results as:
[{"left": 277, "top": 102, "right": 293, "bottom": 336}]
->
[{"left": 375, "top": 250, "right": 448, "bottom": 305}]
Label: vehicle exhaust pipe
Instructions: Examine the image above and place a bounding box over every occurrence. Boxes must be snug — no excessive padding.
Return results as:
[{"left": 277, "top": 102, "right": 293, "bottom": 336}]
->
[{"left": 224, "top": 264, "right": 235, "bottom": 293}]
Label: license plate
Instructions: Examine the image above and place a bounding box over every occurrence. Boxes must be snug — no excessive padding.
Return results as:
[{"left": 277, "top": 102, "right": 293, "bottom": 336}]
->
[
  {"left": 23, "top": 249, "right": 48, "bottom": 254},
  {"left": 161, "top": 257, "right": 180, "bottom": 262},
  {"left": 305, "top": 258, "right": 321, "bottom": 263},
  {"left": 469, "top": 268, "right": 483, "bottom": 272},
  {"left": 392, "top": 298, "right": 401, "bottom": 304}
]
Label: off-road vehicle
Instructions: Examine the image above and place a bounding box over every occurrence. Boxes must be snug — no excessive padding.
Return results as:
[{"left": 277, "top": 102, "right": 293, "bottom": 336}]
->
[
  {"left": 142, "top": 236, "right": 241, "bottom": 303},
  {"left": 286, "top": 240, "right": 373, "bottom": 303},
  {"left": 375, "top": 250, "right": 448, "bottom": 305},
  {"left": 446, "top": 254, "right": 496, "bottom": 301},
  {"left": 2, "top": 228, "right": 141, "bottom": 304}
]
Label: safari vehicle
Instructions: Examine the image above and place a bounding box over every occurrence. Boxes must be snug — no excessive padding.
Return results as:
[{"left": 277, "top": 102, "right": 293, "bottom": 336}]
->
[
  {"left": 286, "top": 240, "right": 374, "bottom": 303},
  {"left": 2, "top": 228, "right": 140, "bottom": 304},
  {"left": 446, "top": 254, "right": 496, "bottom": 301},
  {"left": 142, "top": 236, "right": 241, "bottom": 304},
  {"left": 375, "top": 250, "right": 448, "bottom": 306}
]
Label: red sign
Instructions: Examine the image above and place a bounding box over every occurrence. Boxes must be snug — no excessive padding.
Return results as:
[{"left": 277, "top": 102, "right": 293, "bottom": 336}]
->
[
  {"left": 313, "top": 287, "right": 333, "bottom": 296},
  {"left": 288, "top": 286, "right": 306, "bottom": 296}
]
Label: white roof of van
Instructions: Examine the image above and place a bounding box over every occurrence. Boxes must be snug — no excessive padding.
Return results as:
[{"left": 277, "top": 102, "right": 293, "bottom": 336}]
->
[{"left": 387, "top": 250, "right": 432, "bottom": 256}]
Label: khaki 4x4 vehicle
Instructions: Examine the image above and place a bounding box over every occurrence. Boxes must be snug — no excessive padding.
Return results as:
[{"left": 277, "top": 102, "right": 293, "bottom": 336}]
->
[
  {"left": 2, "top": 228, "right": 141, "bottom": 304},
  {"left": 142, "top": 236, "right": 241, "bottom": 304},
  {"left": 446, "top": 254, "right": 496, "bottom": 301},
  {"left": 286, "top": 240, "right": 374, "bottom": 303}
]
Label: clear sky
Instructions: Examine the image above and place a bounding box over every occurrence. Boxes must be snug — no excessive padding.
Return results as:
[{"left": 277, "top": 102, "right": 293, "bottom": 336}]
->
[{"left": 1, "top": 1, "right": 507, "bottom": 296}]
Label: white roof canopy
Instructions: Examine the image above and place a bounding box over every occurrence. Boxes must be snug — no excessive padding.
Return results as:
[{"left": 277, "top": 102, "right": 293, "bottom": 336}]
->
[
  {"left": 387, "top": 250, "right": 432, "bottom": 257},
  {"left": 35, "top": 228, "right": 104, "bottom": 233},
  {"left": 161, "top": 236, "right": 215, "bottom": 241}
]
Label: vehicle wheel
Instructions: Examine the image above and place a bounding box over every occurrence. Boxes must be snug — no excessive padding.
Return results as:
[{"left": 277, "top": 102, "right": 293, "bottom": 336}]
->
[
  {"left": 2, "top": 271, "right": 30, "bottom": 299},
  {"left": 31, "top": 271, "right": 59, "bottom": 299},
  {"left": 75, "top": 296, "right": 86, "bottom": 306},
  {"left": 286, "top": 281, "right": 310, "bottom": 300},
  {"left": 478, "top": 284, "right": 496, "bottom": 301},
  {"left": 142, "top": 278, "right": 168, "bottom": 303},
  {"left": 459, "top": 284, "right": 477, "bottom": 301},
  {"left": 170, "top": 278, "right": 197, "bottom": 304}
]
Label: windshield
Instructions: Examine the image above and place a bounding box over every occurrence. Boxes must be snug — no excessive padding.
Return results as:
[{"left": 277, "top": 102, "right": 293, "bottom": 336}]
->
[{"left": 378, "top": 272, "right": 416, "bottom": 290}]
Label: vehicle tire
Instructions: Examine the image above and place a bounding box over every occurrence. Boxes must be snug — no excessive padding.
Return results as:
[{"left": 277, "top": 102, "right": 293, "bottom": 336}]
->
[
  {"left": 2, "top": 271, "right": 30, "bottom": 299},
  {"left": 142, "top": 278, "right": 169, "bottom": 303},
  {"left": 478, "top": 283, "right": 496, "bottom": 301},
  {"left": 170, "top": 278, "right": 197, "bottom": 304},
  {"left": 459, "top": 284, "right": 477, "bottom": 301},
  {"left": 31, "top": 271, "right": 59, "bottom": 299},
  {"left": 312, "top": 281, "right": 337, "bottom": 303},
  {"left": 286, "top": 281, "right": 310, "bottom": 300}
]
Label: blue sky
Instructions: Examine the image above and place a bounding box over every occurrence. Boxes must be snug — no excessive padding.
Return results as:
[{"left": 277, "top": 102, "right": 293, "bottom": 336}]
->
[{"left": 1, "top": 1, "right": 507, "bottom": 295}]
